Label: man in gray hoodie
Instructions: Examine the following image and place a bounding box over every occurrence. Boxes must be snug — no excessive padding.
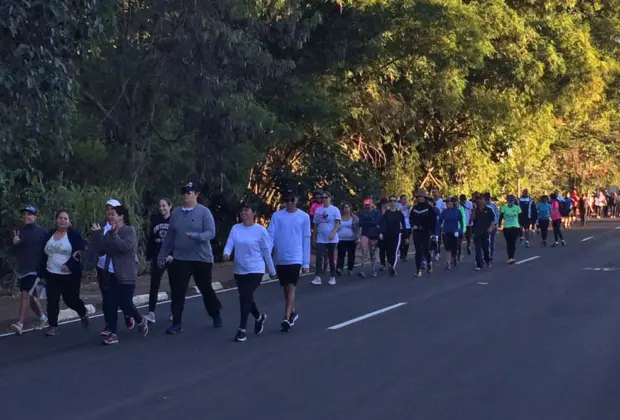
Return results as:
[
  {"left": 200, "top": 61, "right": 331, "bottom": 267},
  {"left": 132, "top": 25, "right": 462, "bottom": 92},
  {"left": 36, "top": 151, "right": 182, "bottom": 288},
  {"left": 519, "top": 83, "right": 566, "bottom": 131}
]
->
[
  {"left": 10, "top": 205, "right": 48, "bottom": 335},
  {"left": 157, "top": 182, "right": 222, "bottom": 334}
]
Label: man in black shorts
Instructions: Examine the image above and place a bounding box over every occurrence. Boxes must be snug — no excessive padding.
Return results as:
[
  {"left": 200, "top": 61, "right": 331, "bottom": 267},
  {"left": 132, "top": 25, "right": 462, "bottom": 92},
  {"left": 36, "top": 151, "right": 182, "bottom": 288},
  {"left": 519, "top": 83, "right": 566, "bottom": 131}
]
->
[
  {"left": 10, "top": 205, "right": 49, "bottom": 335},
  {"left": 267, "top": 189, "right": 311, "bottom": 332},
  {"left": 518, "top": 189, "right": 535, "bottom": 248}
]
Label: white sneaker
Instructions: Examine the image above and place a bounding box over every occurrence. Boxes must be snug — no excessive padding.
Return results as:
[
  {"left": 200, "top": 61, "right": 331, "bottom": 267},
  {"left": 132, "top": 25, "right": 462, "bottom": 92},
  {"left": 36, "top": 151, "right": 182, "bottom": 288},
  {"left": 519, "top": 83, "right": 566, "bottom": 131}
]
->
[
  {"left": 328, "top": 277, "right": 336, "bottom": 286},
  {"left": 35, "top": 316, "right": 49, "bottom": 330},
  {"left": 311, "top": 277, "right": 322, "bottom": 285},
  {"left": 11, "top": 322, "right": 24, "bottom": 335},
  {"left": 145, "top": 311, "right": 156, "bottom": 323}
]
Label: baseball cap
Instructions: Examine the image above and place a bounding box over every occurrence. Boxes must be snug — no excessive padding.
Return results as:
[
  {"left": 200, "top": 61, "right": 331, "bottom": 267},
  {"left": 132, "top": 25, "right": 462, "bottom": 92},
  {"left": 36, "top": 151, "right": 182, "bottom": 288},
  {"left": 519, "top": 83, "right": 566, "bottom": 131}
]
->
[
  {"left": 363, "top": 198, "right": 372, "bottom": 205},
  {"left": 181, "top": 182, "right": 200, "bottom": 194},
  {"left": 106, "top": 199, "right": 121, "bottom": 207},
  {"left": 20, "top": 205, "right": 37, "bottom": 215}
]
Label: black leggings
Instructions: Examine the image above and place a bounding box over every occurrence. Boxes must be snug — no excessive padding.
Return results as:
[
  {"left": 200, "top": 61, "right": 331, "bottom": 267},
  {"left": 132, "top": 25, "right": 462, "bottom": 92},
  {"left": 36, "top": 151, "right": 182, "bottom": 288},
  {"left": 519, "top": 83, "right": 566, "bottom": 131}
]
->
[
  {"left": 413, "top": 231, "right": 431, "bottom": 270},
  {"left": 503, "top": 227, "right": 520, "bottom": 259},
  {"left": 45, "top": 272, "right": 87, "bottom": 327},
  {"left": 538, "top": 220, "right": 550, "bottom": 242},
  {"left": 383, "top": 235, "right": 400, "bottom": 269},
  {"left": 552, "top": 219, "right": 564, "bottom": 242},
  {"left": 235, "top": 274, "right": 262, "bottom": 330},
  {"left": 149, "top": 260, "right": 167, "bottom": 312},
  {"left": 168, "top": 260, "right": 222, "bottom": 325},
  {"left": 337, "top": 241, "right": 356, "bottom": 271}
]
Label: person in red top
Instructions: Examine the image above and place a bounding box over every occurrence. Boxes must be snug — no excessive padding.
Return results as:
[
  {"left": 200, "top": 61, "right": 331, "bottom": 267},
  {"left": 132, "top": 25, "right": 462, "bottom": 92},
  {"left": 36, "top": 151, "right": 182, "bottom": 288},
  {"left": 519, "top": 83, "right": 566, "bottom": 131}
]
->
[{"left": 549, "top": 193, "right": 566, "bottom": 247}]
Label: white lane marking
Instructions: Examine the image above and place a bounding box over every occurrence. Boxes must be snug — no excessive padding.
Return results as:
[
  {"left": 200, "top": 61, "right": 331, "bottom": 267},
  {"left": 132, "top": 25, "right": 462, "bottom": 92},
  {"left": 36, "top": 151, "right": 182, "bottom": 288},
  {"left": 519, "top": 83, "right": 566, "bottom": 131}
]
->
[
  {"left": 616, "top": 226, "right": 620, "bottom": 230},
  {"left": 327, "top": 303, "right": 407, "bottom": 330},
  {"left": 583, "top": 267, "right": 619, "bottom": 272},
  {"left": 516, "top": 256, "right": 541, "bottom": 265},
  {"left": 1, "top": 252, "right": 418, "bottom": 338},
  {"left": 477, "top": 282, "right": 489, "bottom": 285},
  {"left": 581, "top": 236, "right": 595, "bottom": 242}
]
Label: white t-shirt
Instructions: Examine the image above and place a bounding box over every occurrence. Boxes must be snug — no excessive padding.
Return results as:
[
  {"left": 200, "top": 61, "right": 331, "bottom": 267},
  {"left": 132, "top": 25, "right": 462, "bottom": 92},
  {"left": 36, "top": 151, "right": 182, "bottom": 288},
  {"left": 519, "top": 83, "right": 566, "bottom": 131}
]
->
[
  {"left": 224, "top": 223, "right": 276, "bottom": 276},
  {"left": 435, "top": 198, "right": 447, "bottom": 214},
  {"left": 461, "top": 200, "right": 473, "bottom": 226},
  {"left": 397, "top": 203, "right": 412, "bottom": 229},
  {"left": 313, "top": 205, "right": 342, "bottom": 244},
  {"left": 45, "top": 234, "right": 72, "bottom": 275},
  {"left": 267, "top": 208, "right": 311, "bottom": 268},
  {"left": 96, "top": 222, "right": 115, "bottom": 273}
]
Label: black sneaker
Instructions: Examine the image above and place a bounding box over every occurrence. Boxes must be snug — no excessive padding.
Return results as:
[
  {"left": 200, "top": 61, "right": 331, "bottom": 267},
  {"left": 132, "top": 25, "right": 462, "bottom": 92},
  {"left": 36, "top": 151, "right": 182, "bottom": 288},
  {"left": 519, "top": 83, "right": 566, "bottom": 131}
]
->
[
  {"left": 415, "top": 270, "right": 422, "bottom": 278},
  {"left": 336, "top": 269, "right": 343, "bottom": 276},
  {"left": 234, "top": 329, "right": 247, "bottom": 342},
  {"left": 379, "top": 265, "right": 386, "bottom": 271},
  {"left": 281, "top": 319, "right": 291, "bottom": 332},
  {"left": 427, "top": 263, "right": 433, "bottom": 274},
  {"left": 254, "top": 313, "right": 266, "bottom": 335},
  {"left": 389, "top": 267, "right": 395, "bottom": 276},
  {"left": 212, "top": 312, "right": 223, "bottom": 328},
  {"left": 288, "top": 311, "right": 299, "bottom": 326}
]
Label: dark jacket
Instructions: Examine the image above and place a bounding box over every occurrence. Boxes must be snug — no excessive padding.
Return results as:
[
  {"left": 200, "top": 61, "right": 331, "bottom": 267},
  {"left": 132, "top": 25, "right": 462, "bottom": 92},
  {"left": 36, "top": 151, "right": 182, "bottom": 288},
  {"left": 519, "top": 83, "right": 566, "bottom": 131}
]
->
[
  {"left": 410, "top": 203, "right": 437, "bottom": 233},
  {"left": 358, "top": 209, "right": 382, "bottom": 239},
  {"left": 471, "top": 206, "right": 495, "bottom": 235},
  {"left": 379, "top": 210, "right": 407, "bottom": 238},
  {"left": 146, "top": 214, "right": 171, "bottom": 261},
  {"left": 90, "top": 225, "right": 138, "bottom": 284},
  {"left": 13, "top": 223, "right": 48, "bottom": 277},
  {"left": 84, "top": 219, "right": 107, "bottom": 270},
  {"left": 40, "top": 228, "right": 85, "bottom": 279}
]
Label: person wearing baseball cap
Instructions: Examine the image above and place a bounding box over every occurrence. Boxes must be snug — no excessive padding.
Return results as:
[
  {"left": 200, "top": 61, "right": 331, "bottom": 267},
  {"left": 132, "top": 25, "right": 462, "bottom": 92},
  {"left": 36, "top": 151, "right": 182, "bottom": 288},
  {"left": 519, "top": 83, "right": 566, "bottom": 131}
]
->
[
  {"left": 10, "top": 205, "right": 49, "bottom": 335},
  {"left": 267, "top": 188, "right": 311, "bottom": 332},
  {"left": 157, "top": 181, "right": 223, "bottom": 334}
]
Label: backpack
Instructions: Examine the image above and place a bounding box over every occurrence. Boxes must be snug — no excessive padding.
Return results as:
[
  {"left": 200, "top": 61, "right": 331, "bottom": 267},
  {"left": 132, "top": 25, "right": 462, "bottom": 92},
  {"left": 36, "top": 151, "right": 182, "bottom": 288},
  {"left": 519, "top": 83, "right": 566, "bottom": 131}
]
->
[{"left": 558, "top": 200, "right": 570, "bottom": 217}]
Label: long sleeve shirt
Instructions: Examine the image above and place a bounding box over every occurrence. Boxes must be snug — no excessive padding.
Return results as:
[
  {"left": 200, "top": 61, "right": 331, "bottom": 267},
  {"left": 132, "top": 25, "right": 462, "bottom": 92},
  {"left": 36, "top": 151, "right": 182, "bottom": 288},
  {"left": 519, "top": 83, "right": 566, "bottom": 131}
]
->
[
  {"left": 379, "top": 210, "right": 407, "bottom": 238},
  {"left": 409, "top": 203, "right": 437, "bottom": 233},
  {"left": 224, "top": 223, "right": 276, "bottom": 276},
  {"left": 267, "top": 208, "right": 311, "bottom": 269},
  {"left": 436, "top": 208, "right": 463, "bottom": 235}
]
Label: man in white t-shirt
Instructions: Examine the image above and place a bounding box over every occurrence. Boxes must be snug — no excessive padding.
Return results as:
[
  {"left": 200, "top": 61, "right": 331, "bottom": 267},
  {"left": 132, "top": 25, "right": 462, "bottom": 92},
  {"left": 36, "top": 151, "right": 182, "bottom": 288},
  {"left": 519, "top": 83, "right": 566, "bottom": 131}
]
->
[
  {"left": 311, "top": 192, "right": 341, "bottom": 286},
  {"left": 267, "top": 189, "right": 311, "bottom": 332}
]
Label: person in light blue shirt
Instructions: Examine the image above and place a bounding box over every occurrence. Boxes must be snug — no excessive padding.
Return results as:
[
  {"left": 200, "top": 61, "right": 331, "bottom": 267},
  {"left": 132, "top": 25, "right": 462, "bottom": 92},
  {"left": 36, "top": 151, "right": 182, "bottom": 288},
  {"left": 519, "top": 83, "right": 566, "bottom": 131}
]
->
[
  {"left": 484, "top": 193, "right": 499, "bottom": 261},
  {"left": 536, "top": 195, "right": 551, "bottom": 247}
]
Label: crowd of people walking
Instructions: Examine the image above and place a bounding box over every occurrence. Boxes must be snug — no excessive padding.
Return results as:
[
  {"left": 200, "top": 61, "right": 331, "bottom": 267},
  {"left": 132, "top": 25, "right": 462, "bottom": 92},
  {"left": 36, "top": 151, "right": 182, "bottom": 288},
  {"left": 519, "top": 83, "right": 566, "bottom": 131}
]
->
[{"left": 7, "top": 182, "right": 615, "bottom": 343}]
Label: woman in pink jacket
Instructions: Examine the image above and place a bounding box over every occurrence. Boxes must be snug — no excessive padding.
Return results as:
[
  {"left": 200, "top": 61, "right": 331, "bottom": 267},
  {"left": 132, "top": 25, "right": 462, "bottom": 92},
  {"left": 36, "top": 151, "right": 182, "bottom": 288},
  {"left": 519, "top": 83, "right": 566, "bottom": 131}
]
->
[{"left": 549, "top": 193, "right": 566, "bottom": 247}]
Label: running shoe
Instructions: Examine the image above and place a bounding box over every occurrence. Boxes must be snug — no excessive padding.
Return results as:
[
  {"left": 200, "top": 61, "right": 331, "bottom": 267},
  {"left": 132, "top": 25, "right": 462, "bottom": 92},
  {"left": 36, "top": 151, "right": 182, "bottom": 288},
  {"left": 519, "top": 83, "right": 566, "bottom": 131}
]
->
[
  {"left": 166, "top": 324, "right": 184, "bottom": 335},
  {"left": 561, "top": 240, "right": 566, "bottom": 246},
  {"left": 415, "top": 270, "right": 422, "bottom": 278},
  {"left": 10, "top": 322, "right": 23, "bottom": 335},
  {"left": 288, "top": 311, "right": 299, "bottom": 326},
  {"left": 100, "top": 327, "right": 112, "bottom": 337},
  {"left": 281, "top": 319, "right": 291, "bottom": 332},
  {"left": 551, "top": 242, "right": 558, "bottom": 248},
  {"left": 45, "top": 326, "right": 59, "bottom": 336},
  {"left": 102, "top": 333, "right": 119, "bottom": 345},
  {"left": 446, "top": 262, "right": 452, "bottom": 271},
  {"left": 466, "top": 247, "right": 472, "bottom": 256},
  {"left": 474, "top": 266, "right": 482, "bottom": 271},
  {"left": 138, "top": 318, "right": 149, "bottom": 337},
  {"left": 507, "top": 259, "right": 516, "bottom": 264},
  {"left": 428, "top": 263, "right": 433, "bottom": 274},
  {"left": 336, "top": 269, "right": 343, "bottom": 276},
  {"left": 541, "top": 241, "right": 547, "bottom": 247},
  {"left": 358, "top": 272, "right": 366, "bottom": 278},
  {"left": 80, "top": 315, "right": 90, "bottom": 329},
  {"left": 311, "top": 276, "right": 322, "bottom": 285},
  {"left": 234, "top": 329, "right": 247, "bottom": 342},
  {"left": 35, "top": 316, "right": 48, "bottom": 331},
  {"left": 125, "top": 317, "right": 135, "bottom": 330},
  {"left": 145, "top": 311, "right": 156, "bottom": 323},
  {"left": 212, "top": 312, "right": 223, "bottom": 328},
  {"left": 525, "top": 240, "right": 530, "bottom": 248},
  {"left": 254, "top": 313, "right": 267, "bottom": 335},
  {"left": 389, "top": 267, "right": 395, "bottom": 277},
  {"left": 168, "top": 313, "right": 173, "bottom": 322},
  {"left": 328, "top": 277, "right": 336, "bottom": 286},
  {"left": 379, "top": 265, "right": 386, "bottom": 271},
  {"left": 347, "top": 270, "right": 353, "bottom": 276},
  {"left": 371, "top": 270, "right": 378, "bottom": 278}
]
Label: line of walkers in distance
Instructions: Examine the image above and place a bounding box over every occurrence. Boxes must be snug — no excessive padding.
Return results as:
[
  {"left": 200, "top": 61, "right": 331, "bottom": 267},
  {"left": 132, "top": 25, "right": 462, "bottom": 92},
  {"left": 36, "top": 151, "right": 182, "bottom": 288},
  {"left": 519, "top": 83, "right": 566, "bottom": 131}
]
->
[{"left": 8, "top": 183, "right": 578, "bottom": 344}]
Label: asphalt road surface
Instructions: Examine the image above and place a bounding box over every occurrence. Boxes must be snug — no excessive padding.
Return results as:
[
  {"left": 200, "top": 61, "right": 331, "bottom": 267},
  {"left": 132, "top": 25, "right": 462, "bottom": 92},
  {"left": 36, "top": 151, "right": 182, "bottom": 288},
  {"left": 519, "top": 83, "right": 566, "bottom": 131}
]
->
[{"left": 1, "top": 221, "right": 620, "bottom": 420}]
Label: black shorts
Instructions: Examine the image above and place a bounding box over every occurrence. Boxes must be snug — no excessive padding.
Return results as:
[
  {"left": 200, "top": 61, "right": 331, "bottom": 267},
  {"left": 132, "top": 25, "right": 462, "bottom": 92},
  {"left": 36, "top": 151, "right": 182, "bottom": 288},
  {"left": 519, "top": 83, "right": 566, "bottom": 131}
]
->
[
  {"left": 443, "top": 233, "right": 459, "bottom": 253},
  {"left": 518, "top": 215, "right": 530, "bottom": 228},
  {"left": 276, "top": 264, "right": 301, "bottom": 287},
  {"left": 19, "top": 274, "right": 39, "bottom": 295}
]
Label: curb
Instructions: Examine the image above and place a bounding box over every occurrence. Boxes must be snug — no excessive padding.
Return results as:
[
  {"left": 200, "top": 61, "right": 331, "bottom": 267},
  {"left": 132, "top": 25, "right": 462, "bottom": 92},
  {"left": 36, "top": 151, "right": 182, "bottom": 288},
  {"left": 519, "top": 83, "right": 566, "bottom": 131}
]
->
[
  {"left": 193, "top": 282, "right": 223, "bottom": 294},
  {"left": 132, "top": 292, "right": 168, "bottom": 307}
]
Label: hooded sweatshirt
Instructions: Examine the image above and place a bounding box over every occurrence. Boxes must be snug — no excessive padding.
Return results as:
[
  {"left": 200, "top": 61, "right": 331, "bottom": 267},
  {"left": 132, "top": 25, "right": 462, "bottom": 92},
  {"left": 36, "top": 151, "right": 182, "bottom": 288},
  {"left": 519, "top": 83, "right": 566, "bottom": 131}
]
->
[
  {"left": 146, "top": 214, "right": 171, "bottom": 261},
  {"left": 379, "top": 210, "right": 406, "bottom": 238}
]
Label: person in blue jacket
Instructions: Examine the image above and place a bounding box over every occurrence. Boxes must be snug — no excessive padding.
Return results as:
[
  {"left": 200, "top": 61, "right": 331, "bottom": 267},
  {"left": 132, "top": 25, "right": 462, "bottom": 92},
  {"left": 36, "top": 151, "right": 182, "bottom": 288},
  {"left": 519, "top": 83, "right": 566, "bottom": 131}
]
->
[
  {"left": 435, "top": 197, "right": 464, "bottom": 270},
  {"left": 358, "top": 198, "right": 382, "bottom": 278}
]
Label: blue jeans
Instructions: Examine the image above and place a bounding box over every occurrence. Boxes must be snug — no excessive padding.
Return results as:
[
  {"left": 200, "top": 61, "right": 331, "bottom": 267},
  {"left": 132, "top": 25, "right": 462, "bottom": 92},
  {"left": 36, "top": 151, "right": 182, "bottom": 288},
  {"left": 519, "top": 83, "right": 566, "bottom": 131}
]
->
[{"left": 103, "top": 274, "right": 142, "bottom": 334}]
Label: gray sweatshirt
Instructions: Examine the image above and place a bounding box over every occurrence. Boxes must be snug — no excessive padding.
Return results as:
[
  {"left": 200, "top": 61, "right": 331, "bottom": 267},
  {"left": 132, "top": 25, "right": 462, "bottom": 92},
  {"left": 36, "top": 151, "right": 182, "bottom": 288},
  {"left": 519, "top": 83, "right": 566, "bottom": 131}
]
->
[
  {"left": 13, "top": 223, "right": 48, "bottom": 278},
  {"left": 157, "top": 204, "right": 216, "bottom": 265},
  {"left": 91, "top": 226, "right": 138, "bottom": 284}
]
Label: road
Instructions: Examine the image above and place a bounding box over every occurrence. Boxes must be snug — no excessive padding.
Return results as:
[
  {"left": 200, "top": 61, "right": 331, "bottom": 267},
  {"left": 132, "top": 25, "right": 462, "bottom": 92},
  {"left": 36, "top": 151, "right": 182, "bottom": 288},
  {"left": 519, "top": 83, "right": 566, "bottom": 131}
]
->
[{"left": 1, "top": 221, "right": 620, "bottom": 420}]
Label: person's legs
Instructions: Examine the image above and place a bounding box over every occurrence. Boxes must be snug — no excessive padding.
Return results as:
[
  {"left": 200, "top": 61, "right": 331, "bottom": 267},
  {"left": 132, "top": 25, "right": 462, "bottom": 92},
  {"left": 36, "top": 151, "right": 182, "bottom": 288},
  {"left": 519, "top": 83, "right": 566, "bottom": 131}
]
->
[
  {"left": 45, "top": 274, "right": 62, "bottom": 327},
  {"left": 552, "top": 220, "right": 561, "bottom": 242},
  {"left": 346, "top": 241, "right": 356, "bottom": 271},
  {"left": 489, "top": 229, "right": 497, "bottom": 261},
  {"left": 103, "top": 277, "right": 121, "bottom": 335},
  {"left": 378, "top": 240, "right": 386, "bottom": 267},
  {"left": 277, "top": 265, "right": 300, "bottom": 320},
  {"left": 326, "top": 243, "right": 337, "bottom": 277},
  {"left": 192, "top": 261, "right": 222, "bottom": 319},
  {"left": 168, "top": 260, "right": 192, "bottom": 325},
  {"left": 314, "top": 243, "right": 326, "bottom": 277},
  {"left": 117, "top": 282, "right": 142, "bottom": 323},
  {"left": 336, "top": 241, "right": 347, "bottom": 271},
  {"left": 368, "top": 239, "right": 378, "bottom": 273},
  {"left": 60, "top": 276, "right": 87, "bottom": 318},
  {"left": 413, "top": 232, "right": 423, "bottom": 271},
  {"left": 359, "top": 236, "right": 369, "bottom": 273},
  {"left": 148, "top": 260, "right": 166, "bottom": 313},
  {"left": 474, "top": 234, "right": 483, "bottom": 267},
  {"left": 235, "top": 274, "right": 262, "bottom": 330},
  {"left": 465, "top": 226, "right": 472, "bottom": 253},
  {"left": 482, "top": 235, "right": 491, "bottom": 264},
  {"left": 539, "top": 220, "right": 549, "bottom": 243}
]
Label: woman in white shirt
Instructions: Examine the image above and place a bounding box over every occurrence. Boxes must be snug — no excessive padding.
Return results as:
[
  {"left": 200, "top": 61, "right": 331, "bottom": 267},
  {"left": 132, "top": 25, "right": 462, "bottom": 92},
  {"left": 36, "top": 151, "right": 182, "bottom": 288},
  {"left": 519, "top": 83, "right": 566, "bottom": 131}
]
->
[
  {"left": 336, "top": 203, "right": 359, "bottom": 276},
  {"left": 223, "top": 203, "right": 276, "bottom": 342},
  {"left": 42, "top": 210, "right": 89, "bottom": 336}
]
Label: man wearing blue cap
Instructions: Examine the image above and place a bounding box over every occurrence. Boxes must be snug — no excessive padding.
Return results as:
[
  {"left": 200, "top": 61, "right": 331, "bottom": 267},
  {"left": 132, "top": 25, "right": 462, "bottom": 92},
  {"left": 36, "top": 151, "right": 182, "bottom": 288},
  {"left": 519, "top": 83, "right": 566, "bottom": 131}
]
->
[{"left": 10, "top": 205, "right": 48, "bottom": 335}]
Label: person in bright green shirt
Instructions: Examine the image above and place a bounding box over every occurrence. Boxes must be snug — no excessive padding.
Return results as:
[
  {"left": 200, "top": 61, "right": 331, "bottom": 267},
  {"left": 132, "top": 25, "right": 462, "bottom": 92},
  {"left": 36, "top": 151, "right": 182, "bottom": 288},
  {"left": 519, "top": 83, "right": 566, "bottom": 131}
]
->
[{"left": 498, "top": 195, "right": 522, "bottom": 264}]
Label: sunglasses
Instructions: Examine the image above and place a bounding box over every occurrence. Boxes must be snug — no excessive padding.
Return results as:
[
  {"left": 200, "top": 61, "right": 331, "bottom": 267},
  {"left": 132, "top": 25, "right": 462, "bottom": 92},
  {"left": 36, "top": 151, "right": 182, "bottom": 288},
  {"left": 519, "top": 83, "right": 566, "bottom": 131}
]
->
[
  {"left": 321, "top": 196, "right": 329, "bottom": 199},
  {"left": 283, "top": 197, "right": 296, "bottom": 203}
]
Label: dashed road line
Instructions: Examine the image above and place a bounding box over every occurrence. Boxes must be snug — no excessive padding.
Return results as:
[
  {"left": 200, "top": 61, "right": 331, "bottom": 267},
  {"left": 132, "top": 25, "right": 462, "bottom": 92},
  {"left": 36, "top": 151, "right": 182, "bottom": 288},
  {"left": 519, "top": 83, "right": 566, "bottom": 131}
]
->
[
  {"left": 516, "top": 256, "right": 541, "bottom": 265},
  {"left": 327, "top": 303, "right": 407, "bottom": 330},
  {"left": 581, "top": 236, "right": 595, "bottom": 242}
]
